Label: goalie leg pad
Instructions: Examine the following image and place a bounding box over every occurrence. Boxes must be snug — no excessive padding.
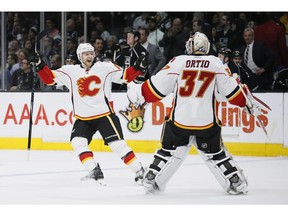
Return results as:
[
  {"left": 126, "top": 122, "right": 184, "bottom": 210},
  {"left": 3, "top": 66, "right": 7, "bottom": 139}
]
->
[
  {"left": 144, "top": 137, "right": 194, "bottom": 193},
  {"left": 197, "top": 145, "right": 248, "bottom": 195}
]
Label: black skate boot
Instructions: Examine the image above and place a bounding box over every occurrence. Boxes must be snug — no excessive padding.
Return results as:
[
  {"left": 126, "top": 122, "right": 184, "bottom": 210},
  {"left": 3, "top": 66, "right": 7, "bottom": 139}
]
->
[{"left": 81, "top": 163, "right": 107, "bottom": 186}]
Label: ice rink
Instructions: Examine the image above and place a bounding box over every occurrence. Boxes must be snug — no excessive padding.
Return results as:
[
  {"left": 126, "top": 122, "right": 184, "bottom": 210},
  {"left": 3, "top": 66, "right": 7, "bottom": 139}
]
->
[{"left": 1, "top": 149, "right": 288, "bottom": 215}]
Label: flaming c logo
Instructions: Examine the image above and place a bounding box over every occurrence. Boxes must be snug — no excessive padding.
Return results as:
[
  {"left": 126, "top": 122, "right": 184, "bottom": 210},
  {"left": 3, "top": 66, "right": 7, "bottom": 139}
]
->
[{"left": 77, "top": 76, "right": 101, "bottom": 97}]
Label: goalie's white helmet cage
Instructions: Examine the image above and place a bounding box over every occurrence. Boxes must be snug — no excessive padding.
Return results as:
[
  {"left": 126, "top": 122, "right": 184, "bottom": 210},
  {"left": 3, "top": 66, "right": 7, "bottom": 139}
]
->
[
  {"left": 76, "top": 43, "right": 95, "bottom": 64},
  {"left": 186, "top": 32, "right": 210, "bottom": 55}
]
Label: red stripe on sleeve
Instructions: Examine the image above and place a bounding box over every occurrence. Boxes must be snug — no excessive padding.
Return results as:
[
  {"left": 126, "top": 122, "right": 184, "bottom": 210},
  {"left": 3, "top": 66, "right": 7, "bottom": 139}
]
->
[
  {"left": 229, "top": 87, "right": 247, "bottom": 107},
  {"left": 142, "top": 81, "right": 162, "bottom": 103},
  {"left": 38, "top": 65, "right": 56, "bottom": 85}
]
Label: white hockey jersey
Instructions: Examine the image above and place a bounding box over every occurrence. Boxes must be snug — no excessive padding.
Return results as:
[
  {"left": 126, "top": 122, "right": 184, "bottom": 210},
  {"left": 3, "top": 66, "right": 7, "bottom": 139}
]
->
[
  {"left": 42, "top": 62, "right": 123, "bottom": 120},
  {"left": 141, "top": 55, "right": 244, "bottom": 130}
]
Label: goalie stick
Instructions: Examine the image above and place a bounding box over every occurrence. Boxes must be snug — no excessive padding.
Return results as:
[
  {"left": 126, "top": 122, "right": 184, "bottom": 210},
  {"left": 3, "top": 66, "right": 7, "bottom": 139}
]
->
[
  {"left": 232, "top": 73, "right": 271, "bottom": 139},
  {"left": 27, "top": 29, "right": 50, "bottom": 151}
]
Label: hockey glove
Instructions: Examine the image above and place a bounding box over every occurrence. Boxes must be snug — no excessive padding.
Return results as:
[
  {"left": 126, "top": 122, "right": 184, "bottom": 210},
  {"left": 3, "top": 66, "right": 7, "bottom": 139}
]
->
[
  {"left": 29, "top": 51, "right": 46, "bottom": 71},
  {"left": 127, "top": 82, "right": 145, "bottom": 108},
  {"left": 242, "top": 84, "right": 271, "bottom": 116},
  {"left": 134, "top": 53, "right": 150, "bottom": 74}
]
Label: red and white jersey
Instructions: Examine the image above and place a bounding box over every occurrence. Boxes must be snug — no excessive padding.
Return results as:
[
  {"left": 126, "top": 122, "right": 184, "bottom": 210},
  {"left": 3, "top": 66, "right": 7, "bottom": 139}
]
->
[
  {"left": 39, "top": 62, "right": 124, "bottom": 120},
  {"left": 141, "top": 55, "right": 246, "bottom": 130}
]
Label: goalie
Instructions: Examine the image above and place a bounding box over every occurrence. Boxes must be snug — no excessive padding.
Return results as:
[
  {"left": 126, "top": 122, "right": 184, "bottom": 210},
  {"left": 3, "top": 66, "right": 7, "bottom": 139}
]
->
[
  {"left": 29, "top": 43, "right": 150, "bottom": 186},
  {"left": 127, "top": 32, "right": 271, "bottom": 195}
]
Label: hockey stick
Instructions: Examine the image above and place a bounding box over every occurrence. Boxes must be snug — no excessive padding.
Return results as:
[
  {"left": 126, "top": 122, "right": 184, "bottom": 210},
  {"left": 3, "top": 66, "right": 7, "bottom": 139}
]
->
[
  {"left": 232, "top": 74, "right": 271, "bottom": 139},
  {"left": 27, "top": 29, "right": 49, "bottom": 151}
]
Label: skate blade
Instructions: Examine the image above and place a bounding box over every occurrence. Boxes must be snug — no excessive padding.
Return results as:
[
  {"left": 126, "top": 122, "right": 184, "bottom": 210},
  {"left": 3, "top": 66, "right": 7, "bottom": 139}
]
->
[
  {"left": 81, "top": 177, "right": 107, "bottom": 186},
  {"left": 135, "top": 179, "right": 143, "bottom": 186}
]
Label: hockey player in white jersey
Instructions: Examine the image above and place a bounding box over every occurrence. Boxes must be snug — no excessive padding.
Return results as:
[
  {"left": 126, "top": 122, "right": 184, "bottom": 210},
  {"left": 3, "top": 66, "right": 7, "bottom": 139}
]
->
[
  {"left": 30, "top": 43, "right": 149, "bottom": 185},
  {"left": 127, "top": 32, "right": 270, "bottom": 194}
]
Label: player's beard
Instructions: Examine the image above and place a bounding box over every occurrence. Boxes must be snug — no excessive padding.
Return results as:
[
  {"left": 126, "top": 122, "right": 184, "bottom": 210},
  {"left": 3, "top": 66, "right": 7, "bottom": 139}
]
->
[{"left": 83, "top": 60, "right": 93, "bottom": 69}]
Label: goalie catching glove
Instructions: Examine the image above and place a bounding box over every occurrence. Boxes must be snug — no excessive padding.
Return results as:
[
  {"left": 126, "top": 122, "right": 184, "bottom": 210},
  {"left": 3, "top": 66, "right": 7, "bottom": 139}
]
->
[
  {"left": 127, "top": 82, "right": 145, "bottom": 108},
  {"left": 29, "top": 51, "right": 46, "bottom": 71}
]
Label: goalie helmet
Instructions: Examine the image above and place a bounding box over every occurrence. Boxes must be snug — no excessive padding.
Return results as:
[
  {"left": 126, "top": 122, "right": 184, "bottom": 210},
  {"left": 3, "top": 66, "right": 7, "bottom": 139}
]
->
[
  {"left": 185, "top": 32, "right": 210, "bottom": 55},
  {"left": 76, "top": 43, "right": 95, "bottom": 64}
]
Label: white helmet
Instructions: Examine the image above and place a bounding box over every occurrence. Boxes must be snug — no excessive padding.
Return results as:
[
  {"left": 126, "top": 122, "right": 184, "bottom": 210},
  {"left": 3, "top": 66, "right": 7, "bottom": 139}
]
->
[
  {"left": 185, "top": 32, "right": 210, "bottom": 55},
  {"left": 76, "top": 43, "right": 95, "bottom": 64}
]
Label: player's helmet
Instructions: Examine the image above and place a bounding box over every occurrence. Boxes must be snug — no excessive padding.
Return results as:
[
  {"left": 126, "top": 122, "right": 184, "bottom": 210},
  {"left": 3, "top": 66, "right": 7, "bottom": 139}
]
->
[
  {"left": 186, "top": 32, "right": 210, "bottom": 55},
  {"left": 76, "top": 43, "right": 95, "bottom": 64}
]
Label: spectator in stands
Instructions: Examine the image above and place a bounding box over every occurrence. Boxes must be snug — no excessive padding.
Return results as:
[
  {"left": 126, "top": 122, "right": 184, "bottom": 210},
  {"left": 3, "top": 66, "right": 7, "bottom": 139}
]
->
[
  {"left": 191, "top": 12, "right": 212, "bottom": 40},
  {"left": 7, "top": 20, "right": 23, "bottom": 42},
  {"left": 254, "top": 12, "right": 288, "bottom": 70},
  {"left": 65, "top": 54, "right": 77, "bottom": 65},
  {"left": 138, "top": 27, "right": 166, "bottom": 78},
  {"left": 106, "top": 35, "right": 118, "bottom": 51},
  {"left": 242, "top": 27, "right": 275, "bottom": 90},
  {"left": 89, "top": 29, "right": 101, "bottom": 44},
  {"left": 23, "top": 39, "right": 34, "bottom": 56},
  {"left": 27, "top": 26, "right": 37, "bottom": 47},
  {"left": 10, "top": 58, "right": 39, "bottom": 91},
  {"left": 132, "top": 12, "right": 150, "bottom": 30},
  {"left": 49, "top": 54, "right": 62, "bottom": 70},
  {"left": 45, "top": 17, "right": 61, "bottom": 40},
  {"left": 210, "top": 27, "right": 219, "bottom": 55},
  {"left": 155, "top": 12, "right": 171, "bottom": 33},
  {"left": 92, "top": 37, "right": 105, "bottom": 62},
  {"left": 10, "top": 50, "right": 29, "bottom": 77},
  {"left": 159, "top": 17, "right": 189, "bottom": 63},
  {"left": 216, "top": 13, "right": 235, "bottom": 49},
  {"left": 228, "top": 50, "right": 259, "bottom": 91},
  {"left": 66, "top": 18, "right": 78, "bottom": 41},
  {"left": 95, "top": 20, "right": 111, "bottom": 42},
  {"left": 4, "top": 53, "right": 18, "bottom": 90},
  {"left": 66, "top": 38, "right": 78, "bottom": 57},
  {"left": 8, "top": 39, "right": 21, "bottom": 55},
  {"left": 279, "top": 12, "right": 288, "bottom": 46},
  {"left": 113, "top": 29, "right": 148, "bottom": 90},
  {"left": 210, "top": 12, "right": 222, "bottom": 33},
  {"left": 146, "top": 16, "right": 164, "bottom": 53}
]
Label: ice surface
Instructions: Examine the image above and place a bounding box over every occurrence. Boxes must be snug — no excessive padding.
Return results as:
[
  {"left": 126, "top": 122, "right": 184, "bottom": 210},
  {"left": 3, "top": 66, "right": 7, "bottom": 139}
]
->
[{"left": 1, "top": 150, "right": 287, "bottom": 215}]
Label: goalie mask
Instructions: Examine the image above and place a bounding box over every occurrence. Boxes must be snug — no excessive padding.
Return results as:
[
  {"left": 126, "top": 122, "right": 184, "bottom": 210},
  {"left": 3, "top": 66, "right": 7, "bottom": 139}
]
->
[
  {"left": 186, "top": 32, "right": 210, "bottom": 55},
  {"left": 76, "top": 43, "right": 95, "bottom": 65}
]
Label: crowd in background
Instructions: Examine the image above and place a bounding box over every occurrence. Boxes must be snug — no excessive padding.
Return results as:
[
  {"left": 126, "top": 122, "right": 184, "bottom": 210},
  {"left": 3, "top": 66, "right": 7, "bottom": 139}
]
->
[{"left": 2, "top": 11, "right": 288, "bottom": 92}]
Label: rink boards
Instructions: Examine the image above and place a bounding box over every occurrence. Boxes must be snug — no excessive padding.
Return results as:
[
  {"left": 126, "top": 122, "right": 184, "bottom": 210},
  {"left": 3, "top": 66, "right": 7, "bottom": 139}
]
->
[{"left": 0, "top": 92, "right": 287, "bottom": 156}]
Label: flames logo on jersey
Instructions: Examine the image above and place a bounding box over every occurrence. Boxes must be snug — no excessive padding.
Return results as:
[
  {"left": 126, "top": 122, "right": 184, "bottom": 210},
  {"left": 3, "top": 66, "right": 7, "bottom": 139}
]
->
[
  {"left": 77, "top": 76, "right": 101, "bottom": 97},
  {"left": 120, "top": 103, "right": 146, "bottom": 132}
]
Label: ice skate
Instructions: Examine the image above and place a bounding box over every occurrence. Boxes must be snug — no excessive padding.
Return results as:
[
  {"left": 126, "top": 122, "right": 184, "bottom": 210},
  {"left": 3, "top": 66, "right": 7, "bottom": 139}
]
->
[
  {"left": 135, "top": 166, "right": 145, "bottom": 185},
  {"left": 81, "top": 163, "right": 107, "bottom": 186},
  {"left": 227, "top": 174, "right": 248, "bottom": 195},
  {"left": 143, "top": 171, "right": 159, "bottom": 193}
]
